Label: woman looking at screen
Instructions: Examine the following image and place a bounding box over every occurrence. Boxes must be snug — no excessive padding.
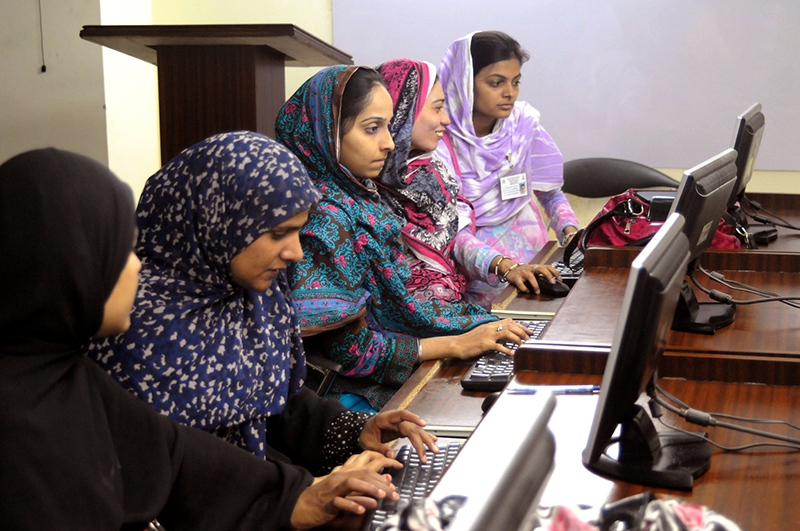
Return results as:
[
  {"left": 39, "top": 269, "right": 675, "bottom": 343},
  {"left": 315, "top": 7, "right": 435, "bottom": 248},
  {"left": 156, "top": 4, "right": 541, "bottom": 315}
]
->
[
  {"left": 85, "top": 132, "right": 437, "bottom": 470},
  {"left": 375, "top": 58, "right": 562, "bottom": 313},
  {"left": 276, "top": 66, "right": 530, "bottom": 412},
  {"left": 437, "top": 31, "right": 579, "bottom": 307}
]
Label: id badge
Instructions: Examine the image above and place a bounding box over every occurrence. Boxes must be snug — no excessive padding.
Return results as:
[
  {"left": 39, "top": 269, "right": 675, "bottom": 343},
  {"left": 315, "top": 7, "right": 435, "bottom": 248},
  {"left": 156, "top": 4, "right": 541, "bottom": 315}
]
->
[{"left": 499, "top": 172, "right": 528, "bottom": 201}]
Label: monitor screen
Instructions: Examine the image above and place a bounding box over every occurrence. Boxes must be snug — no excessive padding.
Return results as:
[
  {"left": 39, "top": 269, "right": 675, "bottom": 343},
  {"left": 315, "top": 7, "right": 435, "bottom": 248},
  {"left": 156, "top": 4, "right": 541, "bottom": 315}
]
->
[
  {"left": 668, "top": 148, "right": 738, "bottom": 262},
  {"left": 728, "top": 102, "right": 765, "bottom": 207},
  {"left": 582, "top": 213, "right": 711, "bottom": 490}
]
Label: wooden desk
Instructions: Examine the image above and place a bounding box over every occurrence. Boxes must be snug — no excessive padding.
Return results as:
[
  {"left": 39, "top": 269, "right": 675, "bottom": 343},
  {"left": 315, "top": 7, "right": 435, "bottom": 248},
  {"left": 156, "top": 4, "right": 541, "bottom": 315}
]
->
[
  {"left": 389, "top": 366, "right": 800, "bottom": 530},
  {"left": 512, "top": 372, "right": 800, "bottom": 530},
  {"left": 381, "top": 194, "right": 800, "bottom": 529},
  {"left": 506, "top": 212, "right": 800, "bottom": 385}
]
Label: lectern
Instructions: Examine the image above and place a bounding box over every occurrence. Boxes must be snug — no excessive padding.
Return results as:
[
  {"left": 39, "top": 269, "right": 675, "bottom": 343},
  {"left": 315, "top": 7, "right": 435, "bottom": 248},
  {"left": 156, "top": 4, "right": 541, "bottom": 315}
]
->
[{"left": 80, "top": 24, "right": 352, "bottom": 163}]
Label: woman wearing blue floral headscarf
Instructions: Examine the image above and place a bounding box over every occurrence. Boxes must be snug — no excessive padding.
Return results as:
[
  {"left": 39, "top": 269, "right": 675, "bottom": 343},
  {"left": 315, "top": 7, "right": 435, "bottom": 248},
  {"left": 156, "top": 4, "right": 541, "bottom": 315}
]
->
[
  {"left": 275, "top": 67, "right": 530, "bottom": 411},
  {"left": 86, "top": 132, "right": 435, "bottom": 471}
]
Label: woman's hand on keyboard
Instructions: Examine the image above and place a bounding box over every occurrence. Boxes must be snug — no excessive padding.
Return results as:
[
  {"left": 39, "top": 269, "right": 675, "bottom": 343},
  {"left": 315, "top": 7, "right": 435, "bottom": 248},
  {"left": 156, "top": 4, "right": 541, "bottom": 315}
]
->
[
  {"left": 292, "top": 451, "right": 401, "bottom": 529},
  {"left": 360, "top": 409, "right": 439, "bottom": 463},
  {"left": 419, "top": 319, "right": 531, "bottom": 361}
]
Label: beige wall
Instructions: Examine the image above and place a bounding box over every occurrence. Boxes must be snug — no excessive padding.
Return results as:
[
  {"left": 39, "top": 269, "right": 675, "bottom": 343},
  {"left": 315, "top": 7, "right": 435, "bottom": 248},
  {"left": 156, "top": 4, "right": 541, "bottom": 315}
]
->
[
  {"left": 0, "top": 0, "right": 334, "bottom": 201},
  {"left": 100, "top": 0, "right": 159, "bottom": 201},
  {"left": 1, "top": 0, "right": 107, "bottom": 165},
  {"left": 109, "top": 0, "right": 336, "bottom": 199},
  {"left": 152, "top": 0, "right": 334, "bottom": 120}
]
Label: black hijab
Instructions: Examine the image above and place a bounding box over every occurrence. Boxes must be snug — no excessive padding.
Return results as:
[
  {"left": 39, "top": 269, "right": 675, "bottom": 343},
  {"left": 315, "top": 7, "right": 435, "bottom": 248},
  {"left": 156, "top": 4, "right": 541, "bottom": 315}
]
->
[
  {"left": 0, "top": 148, "right": 136, "bottom": 527},
  {"left": 0, "top": 149, "right": 315, "bottom": 530},
  {"left": 0, "top": 147, "right": 135, "bottom": 349}
]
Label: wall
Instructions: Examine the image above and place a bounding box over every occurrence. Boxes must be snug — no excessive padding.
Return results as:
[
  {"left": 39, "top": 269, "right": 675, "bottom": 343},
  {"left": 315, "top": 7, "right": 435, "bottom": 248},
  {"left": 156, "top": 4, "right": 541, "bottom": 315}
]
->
[
  {"left": 332, "top": 0, "right": 800, "bottom": 196},
  {"left": 100, "top": 0, "right": 159, "bottom": 200},
  {"left": 1, "top": 0, "right": 334, "bottom": 200},
  {"left": 1, "top": 0, "right": 107, "bottom": 165},
  {"left": 152, "top": 0, "right": 334, "bottom": 104}
]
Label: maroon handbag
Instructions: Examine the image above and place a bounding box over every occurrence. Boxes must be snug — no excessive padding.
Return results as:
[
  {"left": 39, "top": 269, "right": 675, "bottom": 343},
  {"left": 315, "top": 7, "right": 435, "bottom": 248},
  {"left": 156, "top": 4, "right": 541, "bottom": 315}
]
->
[{"left": 577, "top": 189, "right": 741, "bottom": 252}]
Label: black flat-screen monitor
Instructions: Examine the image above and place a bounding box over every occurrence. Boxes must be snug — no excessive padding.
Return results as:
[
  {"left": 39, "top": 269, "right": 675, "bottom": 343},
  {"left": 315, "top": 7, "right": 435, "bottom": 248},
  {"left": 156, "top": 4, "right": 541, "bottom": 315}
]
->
[
  {"left": 728, "top": 102, "right": 765, "bottom": 208},
  {"left": 635, "top": 104, "right": 764, "bottom": 225},
  {"left": 582, "top": 213, "right": 711, "bottom": 490},
  {"left": 669, "top": 148, "right": 738, "bottom": 261},
  {"left": 668, "top": 148, "right": 738, "bottom": 333},
  {"left": 431, "top": 391, "right": 556, "bottom": 531}
]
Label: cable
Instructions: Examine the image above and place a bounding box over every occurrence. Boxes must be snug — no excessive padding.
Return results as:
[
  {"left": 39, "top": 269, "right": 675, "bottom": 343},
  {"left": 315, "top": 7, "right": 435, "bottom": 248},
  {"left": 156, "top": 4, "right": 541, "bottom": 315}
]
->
[
  {"left": 697, "top": 265, "right": 777, "bottom": 297},
  {"left": 655, "top": 383, "right": 800, "bottom": 431},
  {"left": 655, "top": 417, "right": 800, "bottom": 452},
  {"left": 38, "top": 0, "right": 47, "bottom": 72},
  {"left": 648, "top": 390, "right": 800, "bottom": 450},
  {"left": 697, "top": 265, "right": 800, "bottom": 309},
  {"left": 688, "top": 267, "right": 800, "bottom": 309},
  {"left": 742, "top": 195, "right": 800, "bottom": 231}
]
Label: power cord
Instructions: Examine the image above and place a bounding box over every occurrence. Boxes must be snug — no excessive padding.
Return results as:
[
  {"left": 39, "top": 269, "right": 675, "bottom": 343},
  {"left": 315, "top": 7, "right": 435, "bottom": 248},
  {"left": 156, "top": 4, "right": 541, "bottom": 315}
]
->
[
  {"left": 741, "top": 195, "right": 800, "bottom": 232},
  {"left": 656, "top": 383, "right": 800, "bottom": 431},
  {"left": 689, "top": 266, "right": 800, "bottom": 310},
  {"left": 646, "top": 386, "right": 800, "bottom": 452}
]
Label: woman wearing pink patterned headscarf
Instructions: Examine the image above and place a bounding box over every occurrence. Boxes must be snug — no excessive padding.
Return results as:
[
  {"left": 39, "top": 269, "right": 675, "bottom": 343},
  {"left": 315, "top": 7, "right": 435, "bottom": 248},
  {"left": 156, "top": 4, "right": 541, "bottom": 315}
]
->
[
  {"left": 375, "top": 58, "right": 474, "bottom": 304},
  {"left": 437, "top": 31, "right": 579, "bottom": 307}
]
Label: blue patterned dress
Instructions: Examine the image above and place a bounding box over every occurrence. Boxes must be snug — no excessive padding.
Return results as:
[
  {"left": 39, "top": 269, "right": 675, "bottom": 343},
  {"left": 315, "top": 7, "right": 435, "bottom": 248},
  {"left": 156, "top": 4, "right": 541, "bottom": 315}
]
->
[
  {"left": 275, "top": 66, "right": 496, "bottom": 410},
  {"left": 86, "top": 132, "right": 367, "bottom": 463}
]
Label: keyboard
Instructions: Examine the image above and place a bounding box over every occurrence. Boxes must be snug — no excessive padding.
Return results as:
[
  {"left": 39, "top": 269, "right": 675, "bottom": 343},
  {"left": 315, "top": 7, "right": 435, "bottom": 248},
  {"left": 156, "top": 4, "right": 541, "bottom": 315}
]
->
[
  {"left": 550, "top": 247, "right": 584, "bottom": 287},
  {"left": 460, "top": 319, "right": 549, "bottom": 392},
  {"left": 363, "top": 441, "right": 464, "bottom": 531}
]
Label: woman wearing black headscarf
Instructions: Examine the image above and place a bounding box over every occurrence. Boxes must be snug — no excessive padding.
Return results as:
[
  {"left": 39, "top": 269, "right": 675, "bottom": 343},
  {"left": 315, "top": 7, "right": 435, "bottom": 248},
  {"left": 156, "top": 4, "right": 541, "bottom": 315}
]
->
[{"left": 0, "top": 147, "right": 402, "bottom": 530}]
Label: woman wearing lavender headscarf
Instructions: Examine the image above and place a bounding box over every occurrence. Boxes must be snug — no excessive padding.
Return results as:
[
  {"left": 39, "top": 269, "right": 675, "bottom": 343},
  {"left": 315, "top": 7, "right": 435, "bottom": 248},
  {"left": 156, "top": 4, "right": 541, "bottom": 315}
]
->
[{"left": 436, "top": 31, "right": 579, "bottom": 307}]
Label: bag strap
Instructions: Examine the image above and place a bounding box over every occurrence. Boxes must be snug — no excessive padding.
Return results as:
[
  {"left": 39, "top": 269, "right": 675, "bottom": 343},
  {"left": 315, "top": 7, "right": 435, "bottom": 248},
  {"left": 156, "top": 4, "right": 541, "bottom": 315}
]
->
[
  {"left": 577, "top": 196, "right": 645, "bottom": 253},
  {"left": 563, "top": 192, "right": 649, "bottom": 265}
]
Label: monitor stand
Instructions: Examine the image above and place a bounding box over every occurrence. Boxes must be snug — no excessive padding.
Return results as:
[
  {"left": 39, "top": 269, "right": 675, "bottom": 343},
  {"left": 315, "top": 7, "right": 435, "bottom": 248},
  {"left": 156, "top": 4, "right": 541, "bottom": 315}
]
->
[
  {"left": 584, "top": 406, "right": 711, "bottom": 490},
  {"left": 672, "top": 281, "right": 736, "bottom": 335}
]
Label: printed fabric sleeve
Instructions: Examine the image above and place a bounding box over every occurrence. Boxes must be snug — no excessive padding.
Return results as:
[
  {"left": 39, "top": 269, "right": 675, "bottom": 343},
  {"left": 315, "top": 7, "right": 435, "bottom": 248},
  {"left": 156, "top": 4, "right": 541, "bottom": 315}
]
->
[
  {"left": 452, "top": 227, "right": 502, "bottom": 284},
  {"left": 320, "top": 410, "right": 374, "bottom": 472},
  {"left": 304, "top": 321, "right": 420, "bottom": 390},
  {"left": 289, "top": 206, "right": 420, "bottom": 389},
  {"left": 534, "top": 188, "right": 579, "bottom": 243}
]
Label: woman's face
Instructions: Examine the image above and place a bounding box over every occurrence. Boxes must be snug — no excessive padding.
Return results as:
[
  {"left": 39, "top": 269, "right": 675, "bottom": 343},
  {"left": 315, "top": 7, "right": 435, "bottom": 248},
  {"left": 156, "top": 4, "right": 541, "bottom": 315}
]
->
[
  {"left": 96, "top": 251, "right": 141, "bottom": 337},
  {"left": 472, "top": 57, "right": 522, "bottom": 133},
  {"left": 339, "top": 85, "right": 395, "bottom": 179},
  {"left": 410, "top": 81, "right": 450, "bottom": 152},
  {"left": 230, "top": 210, "right": 309, "bottom": 292}
]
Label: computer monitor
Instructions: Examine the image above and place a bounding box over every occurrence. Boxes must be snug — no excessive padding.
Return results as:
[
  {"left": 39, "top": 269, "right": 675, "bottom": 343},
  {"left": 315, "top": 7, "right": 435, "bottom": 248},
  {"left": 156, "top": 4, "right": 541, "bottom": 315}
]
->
[
  {"left": 635, "top": 104, "right": 764, "bottom": 225},
  {"left": 582, "top": 213, "right": 711, "bottom": 490},
  {"left": 728, "top": 102, "right": 765, "bottom": 209},
  {"left": 431, "top": 391, "right": 556, "bottom": 531},
  {"left": 668, "top": 148, "right": 738, "bottom": 333}
]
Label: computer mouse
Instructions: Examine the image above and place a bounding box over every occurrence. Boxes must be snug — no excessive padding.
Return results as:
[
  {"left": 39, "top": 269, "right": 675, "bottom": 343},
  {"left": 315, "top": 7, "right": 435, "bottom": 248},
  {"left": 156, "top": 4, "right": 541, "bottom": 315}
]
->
[
  {"left": 481, "top": 392, "right": 501, "bottom": 414},
  {"left": 527, "top": 273, "right": 570, "bottom": 298}
]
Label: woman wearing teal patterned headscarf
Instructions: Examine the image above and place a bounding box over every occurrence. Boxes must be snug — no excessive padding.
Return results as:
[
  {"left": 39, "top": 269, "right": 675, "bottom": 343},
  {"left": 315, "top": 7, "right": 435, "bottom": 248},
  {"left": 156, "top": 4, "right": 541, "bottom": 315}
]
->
[{"left": 276, "top": 66, "right": 529, "bottom": 411}]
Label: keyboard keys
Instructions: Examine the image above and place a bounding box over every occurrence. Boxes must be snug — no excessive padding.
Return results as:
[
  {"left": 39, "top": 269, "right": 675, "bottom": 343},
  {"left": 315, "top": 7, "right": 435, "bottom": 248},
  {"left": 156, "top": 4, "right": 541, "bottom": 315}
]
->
[
  {"left": 460, "top": 319, "right": 548, "bottom": 392},
  {"left": 365, "top": 441, "right": 464, "bottom": 530},
  {"left": 551, "top": 248, "right": 584, "bottom": 287}
]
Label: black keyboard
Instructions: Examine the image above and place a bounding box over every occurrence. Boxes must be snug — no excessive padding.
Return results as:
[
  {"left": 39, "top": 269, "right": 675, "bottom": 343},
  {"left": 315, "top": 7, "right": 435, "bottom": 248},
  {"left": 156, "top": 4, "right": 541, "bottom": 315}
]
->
[
  {"left": 551, "top": 247, "right": 584, "bottom": 287},
  {"left": 460, "top": 319, "right": 549, "bottom": 392},
  {"left": 364, "top": 441, "right": 464, "bottom": 531}
]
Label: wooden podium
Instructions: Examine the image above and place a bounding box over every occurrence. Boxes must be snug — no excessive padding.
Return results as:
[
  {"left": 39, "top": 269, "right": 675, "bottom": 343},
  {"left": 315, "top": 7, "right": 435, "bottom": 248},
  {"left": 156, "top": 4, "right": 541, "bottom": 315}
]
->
[{"left": 80, "top": 24, "right": 352, "bottom": 163}]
